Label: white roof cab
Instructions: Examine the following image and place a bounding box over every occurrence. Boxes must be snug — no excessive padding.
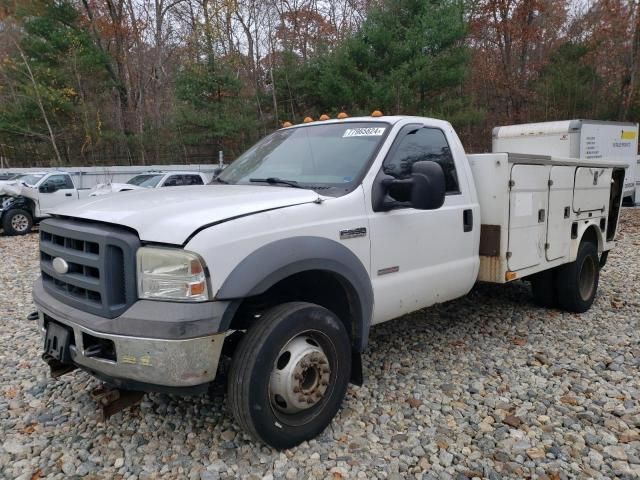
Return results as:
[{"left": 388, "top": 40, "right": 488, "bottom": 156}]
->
[{"left": 32, "top": 115, "right": 627, "bottom": 449}]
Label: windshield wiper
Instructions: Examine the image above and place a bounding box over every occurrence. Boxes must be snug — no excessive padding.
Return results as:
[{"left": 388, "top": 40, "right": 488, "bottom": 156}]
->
[
  {"left": 249, "top": 177, "right": 305, "bottom": 189},
  {"left": 213, "top": 177, "right": 229, "bottom": 184}
]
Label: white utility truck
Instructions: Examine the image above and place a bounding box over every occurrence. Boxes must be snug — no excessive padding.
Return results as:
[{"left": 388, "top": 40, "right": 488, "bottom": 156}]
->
[
  {"left": 32, "top": 115, "right": 626, "bottom": 449},
  {"left": 0, "top": 171, "right": 90, "bottom": 235}
]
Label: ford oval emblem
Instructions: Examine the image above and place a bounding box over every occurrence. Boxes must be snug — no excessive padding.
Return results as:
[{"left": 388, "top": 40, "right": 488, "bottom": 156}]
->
[{"left": 52, "top": 257, "right": 69, "bottom": 274}]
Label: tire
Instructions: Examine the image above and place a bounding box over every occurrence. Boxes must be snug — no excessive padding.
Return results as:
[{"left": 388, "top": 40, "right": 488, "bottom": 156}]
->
[
  {"left": 228, "top": 302, "right": 351, "bottom": 449},
  {"left": 530, "top": 268, "right": 558, "bottom": 308},
  {"left": 556, "top": 241, "right": 599, "bottom": 313},
  {"left": 2, "top": 209, "right": 33, "bottom": 235}
]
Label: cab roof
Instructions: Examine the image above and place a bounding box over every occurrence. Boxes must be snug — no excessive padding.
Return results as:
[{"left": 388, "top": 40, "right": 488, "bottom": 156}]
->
[{"left": 281, "top": 115, "right": 449, "bottom": 129}]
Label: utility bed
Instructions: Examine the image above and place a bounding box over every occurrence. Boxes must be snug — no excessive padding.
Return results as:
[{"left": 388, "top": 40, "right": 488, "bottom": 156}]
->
[{"left": 468, "top": 153, "right": 626, "bottom": 283}]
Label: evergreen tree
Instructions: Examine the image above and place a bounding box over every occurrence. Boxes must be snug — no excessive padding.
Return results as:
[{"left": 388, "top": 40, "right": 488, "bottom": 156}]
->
[
  {"left": 533, "top": 43, "right": 604, "bottom": 120},
  {"left": 175, "top": 60, "right": 259, "bottom": 157},
  {"left": 277, "top": 0, "right": 479, "bottom": 126},
  {"left": 0, "top": 1, "right": 106, "bottom": 164}
]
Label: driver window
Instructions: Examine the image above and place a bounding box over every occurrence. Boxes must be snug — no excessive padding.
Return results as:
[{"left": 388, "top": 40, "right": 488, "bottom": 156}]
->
[
  {"left": 163, "top": 176, "right": 181, "bottom": 187},
  {"left": 185, "top": 175, "right": 204, "bottom": 185},
  {"left": 383, "top": 127, "right": 460, "bottom": 194},
  {"left": 42, "top": 175, "right": 73, "bottom": 192}
]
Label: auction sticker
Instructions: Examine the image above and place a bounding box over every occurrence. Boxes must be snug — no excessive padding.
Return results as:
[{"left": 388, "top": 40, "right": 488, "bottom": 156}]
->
[{"left": 343, "top": 127, "right": 386, "bottom": 137}]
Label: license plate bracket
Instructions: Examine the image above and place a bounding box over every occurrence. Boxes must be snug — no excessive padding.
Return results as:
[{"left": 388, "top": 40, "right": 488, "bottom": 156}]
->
[{"left": 44, "top": 321, "right": 74, "bottom": 364}]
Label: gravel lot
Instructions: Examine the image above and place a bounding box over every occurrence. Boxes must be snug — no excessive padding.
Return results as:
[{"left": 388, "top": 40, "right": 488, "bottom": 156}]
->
[{"left": 1, "top": 210, "right": 639, "bottom": 480}]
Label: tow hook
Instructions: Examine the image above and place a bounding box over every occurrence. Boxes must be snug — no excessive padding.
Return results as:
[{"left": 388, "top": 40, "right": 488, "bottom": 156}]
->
[
  {"left": 90, "top": 384, "right": 145, "bottom": 421},
  {"left": 42, "top": 353, "right": 77, "bottom": 378}
]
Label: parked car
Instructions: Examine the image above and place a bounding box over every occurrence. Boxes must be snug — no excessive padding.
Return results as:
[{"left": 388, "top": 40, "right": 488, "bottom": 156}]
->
[
  {"left": 0, "top": 172, "right": 21, "bottom": 182},
  {"left": 89, "top": 171, "right": 209, "bottom": 196},
  {"left": 0, "top": 171, "right": 90, "bottom": 235},
  {"left": 33, "top": 114, "right": 627, "bottom": 449}
]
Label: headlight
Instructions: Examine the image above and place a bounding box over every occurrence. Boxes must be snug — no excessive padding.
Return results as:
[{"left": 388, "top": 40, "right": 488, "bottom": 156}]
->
[{"left": 137, "top": 247, "right": 210, "bottom": 302}]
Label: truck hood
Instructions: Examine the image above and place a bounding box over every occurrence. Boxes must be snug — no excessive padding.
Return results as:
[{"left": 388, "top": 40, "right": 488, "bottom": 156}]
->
[
  {"left": 0, "top": 182, "right": 38, "bottom": 200},
  {"left": 51, "top": 185, "right": 322, "bottom": 244}
]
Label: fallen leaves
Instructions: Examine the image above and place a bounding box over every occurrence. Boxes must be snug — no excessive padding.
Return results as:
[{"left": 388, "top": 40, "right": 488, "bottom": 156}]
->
[
  {"left": 3, "top": 387, "right": 19, "bottom": 399},
  {"left": 503, "top": 415, "right": 523, "bottom": 428},
  {"left": 559, "top": 395, "right": 579, "bottom": 406},
  {"left": 19, "top": 423, "right": 37, "bottom": 435}
]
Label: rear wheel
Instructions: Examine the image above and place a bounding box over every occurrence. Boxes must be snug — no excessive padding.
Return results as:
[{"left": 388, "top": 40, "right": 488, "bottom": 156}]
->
[
  {"left": 2, "top": 209, "right": 33, "bottom": 235},
  {"left": 227, "top": 302, "right": 351, "bottom": 449},
  {"left": 556, "top": 240, "right": 599, "bottom": 313}
]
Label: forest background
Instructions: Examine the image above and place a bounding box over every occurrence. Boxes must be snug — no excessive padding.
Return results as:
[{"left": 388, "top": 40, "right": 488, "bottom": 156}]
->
[{"left": 0, "top": 0, "right": 638, "bottom": 166}]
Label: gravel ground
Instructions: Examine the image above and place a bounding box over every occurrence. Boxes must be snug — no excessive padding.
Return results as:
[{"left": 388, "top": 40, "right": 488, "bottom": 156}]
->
[{"left": 1, "top": 210, "right": 639, "bottom": 480}]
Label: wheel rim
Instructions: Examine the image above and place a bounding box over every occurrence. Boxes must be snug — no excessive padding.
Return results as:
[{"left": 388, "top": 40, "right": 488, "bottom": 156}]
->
[
  {"left": 578, "top": 254, "right": 597, "bottom": 301},
  {"left": 269, "top": 334, "right": 332, "bottom": 415},
  {"left": 11, "top": 214, "right": 29, "bottom": 233}
]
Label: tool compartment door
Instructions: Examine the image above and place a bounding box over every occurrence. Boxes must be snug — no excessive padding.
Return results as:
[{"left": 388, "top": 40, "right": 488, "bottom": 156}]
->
[
  {"left": 573, "top": 167, "right": 612, "bottom": 213},
  {"left": 508, "top": 164, "right": 549, "bottom": 271},
  {"left": 546, "top": 166, "right": 575, "bottom": 261}
]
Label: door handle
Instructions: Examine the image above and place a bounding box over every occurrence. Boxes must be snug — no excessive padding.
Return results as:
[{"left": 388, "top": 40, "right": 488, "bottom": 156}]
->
[
  {"left": 538, "top": 209, "right": 546, "bottom": 223},
  {"left": 463, "top": 209, "right": 473, "bottom": 232},
  {"left": 65, "top": 193, "right": 72, "bottom": 197}
]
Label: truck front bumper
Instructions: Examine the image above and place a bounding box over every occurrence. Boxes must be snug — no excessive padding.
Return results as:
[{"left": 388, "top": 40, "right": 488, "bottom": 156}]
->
[{"left": 33, "top": 278, "right": 228, "bottom": 391}]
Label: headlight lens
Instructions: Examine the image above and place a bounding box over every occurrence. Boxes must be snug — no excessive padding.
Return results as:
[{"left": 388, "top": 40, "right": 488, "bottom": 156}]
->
[{"left": 137, "top": 247, "right": 209, "bottom": 301}]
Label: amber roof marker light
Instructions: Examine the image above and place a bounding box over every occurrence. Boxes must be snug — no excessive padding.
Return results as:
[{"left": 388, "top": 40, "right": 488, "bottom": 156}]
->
[
  {"left": 282, "top": 121, "right": 293, "bottom": 128},
  {"left": 337, "top": 112, "right": 349, "bottom": 119},
  {"left": 319, "top": 114, "right": 330, "bottom": 121},
  {"left": 371, "top": 110, "right": 383, "bottom": 117},
  {"left": 303, "top": 116, "right": 314, "bottom": 123}
]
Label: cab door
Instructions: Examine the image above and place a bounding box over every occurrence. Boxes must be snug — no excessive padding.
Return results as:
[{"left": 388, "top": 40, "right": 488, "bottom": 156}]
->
[
  {"left": 367, "top": 124, "right": 478, "bottom": 324},
  {"left": 37, "top": 174, "right": 76, "bottom": 214}
]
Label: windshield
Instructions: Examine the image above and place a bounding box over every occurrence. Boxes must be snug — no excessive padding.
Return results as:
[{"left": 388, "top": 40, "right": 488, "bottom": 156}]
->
[
  {"left": 17, "top": 174, "right": 45, "bottom": 186},
  {"left": 127, "top": 174, "right": 164, "bottom": 188},
  {"left": 218, "top": 122, "right": 389, "bottom": 194}
]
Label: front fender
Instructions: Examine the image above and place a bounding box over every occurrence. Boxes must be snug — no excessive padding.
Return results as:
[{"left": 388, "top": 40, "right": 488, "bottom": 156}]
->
[
  {"left": 1, "top": 195, "right": 33, "bottom": 215},
  {"left": 215, "top": 236, "right": 374, "bottom": 351}
]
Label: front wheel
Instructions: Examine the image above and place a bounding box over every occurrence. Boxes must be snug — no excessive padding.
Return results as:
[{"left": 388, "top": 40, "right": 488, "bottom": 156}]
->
[
  {"left": 2, "top": 209, "right": 33, "bottom": 235},
  {"left": 556, "top": 241, "right": 599, "bottom": 313},
  {"left": 227, "top": 302, "right": 351, "bottom": 449}
]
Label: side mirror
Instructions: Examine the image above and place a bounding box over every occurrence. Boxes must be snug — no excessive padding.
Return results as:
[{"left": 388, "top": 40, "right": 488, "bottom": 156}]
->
[
  {"left": 213, "top": 167, "right": 223, "bottom": 177},
  {"left": 376, "top": 161, "right": 445, "bottom": 211},
  {"left": 39, "top": 183, "right": 53, "bottom": 193},
  {"left": 408, "top": 161, "right": 446, "bottom": 210}
]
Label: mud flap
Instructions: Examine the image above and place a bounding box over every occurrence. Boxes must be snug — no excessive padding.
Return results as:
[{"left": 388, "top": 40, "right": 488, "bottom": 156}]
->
[{"left": 91, "top": 384, "right": 145, "bottom": 421}]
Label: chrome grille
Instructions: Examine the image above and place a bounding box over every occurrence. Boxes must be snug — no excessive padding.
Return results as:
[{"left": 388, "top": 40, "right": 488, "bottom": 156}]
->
[{"left": 39, "top": 218, "right": 140, "bottom": 318}]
